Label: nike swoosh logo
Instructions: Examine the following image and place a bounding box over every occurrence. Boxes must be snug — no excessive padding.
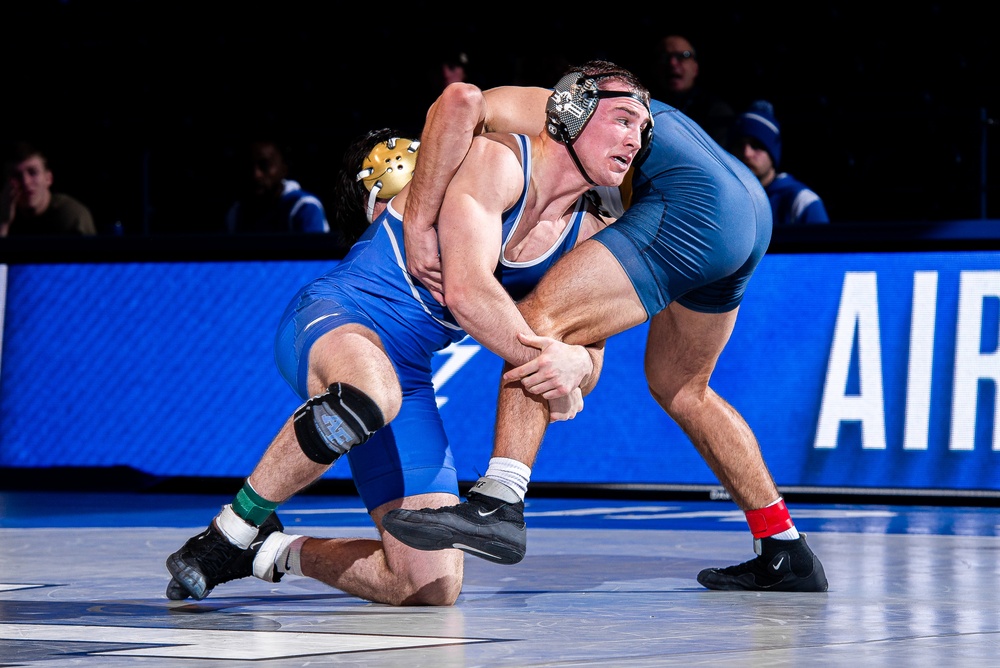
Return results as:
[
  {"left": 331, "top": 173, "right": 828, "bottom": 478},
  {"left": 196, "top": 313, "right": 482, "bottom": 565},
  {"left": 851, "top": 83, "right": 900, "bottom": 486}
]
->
[
  {"left": 772, "top": 556, "right": 785, "bottom": 570},
  {"left": 477, "top": 507, "right": 500, "bottom": 517}
]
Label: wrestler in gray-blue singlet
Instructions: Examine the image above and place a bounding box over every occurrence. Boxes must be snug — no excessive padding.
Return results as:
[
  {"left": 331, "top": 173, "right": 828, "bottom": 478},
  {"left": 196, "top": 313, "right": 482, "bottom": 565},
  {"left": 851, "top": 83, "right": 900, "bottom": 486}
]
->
[
  {"left": 273, "top": 134, "right": 588, "bottom": 511},
  {"left": 593, "top": 99, "right": 773, "bottom": 316}
]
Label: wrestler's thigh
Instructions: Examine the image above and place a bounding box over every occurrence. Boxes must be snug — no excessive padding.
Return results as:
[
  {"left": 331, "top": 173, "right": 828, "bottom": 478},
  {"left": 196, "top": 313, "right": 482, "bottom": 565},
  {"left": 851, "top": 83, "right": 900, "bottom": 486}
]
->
[
  {"left": 644, "top": 303, "right": 740, "bottom": 395},
  {"left": 306, "top": 324, "right": 399, "bottom": 398},
  {"left": 520, "top": 239, "right": 647, "bottom": 345}
]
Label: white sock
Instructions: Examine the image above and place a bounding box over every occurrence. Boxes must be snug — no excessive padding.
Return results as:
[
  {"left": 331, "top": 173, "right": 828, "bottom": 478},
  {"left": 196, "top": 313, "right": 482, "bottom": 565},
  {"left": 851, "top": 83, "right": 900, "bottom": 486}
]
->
[
  {"left": 280, "top": 536, "right": 308, "bottom": 576},
  {"left": 770, "top": 527, "right": 801, "bottom": 540},
  {"left": 253, "top": 533, "right": 307, "bottom": 581},
  {"left": 484, "top": 457, "right": 531, "bottom": 501}
]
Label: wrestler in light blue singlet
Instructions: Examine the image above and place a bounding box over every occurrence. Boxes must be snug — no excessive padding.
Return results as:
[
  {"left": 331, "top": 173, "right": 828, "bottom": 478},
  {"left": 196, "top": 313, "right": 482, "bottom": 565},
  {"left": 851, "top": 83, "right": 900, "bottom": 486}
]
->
[
  {"left": 273, "top": 134, "right": 587, "bottom": 511},
  {"left": 593, "top": 99, "right": 773, "bottom": 316}
]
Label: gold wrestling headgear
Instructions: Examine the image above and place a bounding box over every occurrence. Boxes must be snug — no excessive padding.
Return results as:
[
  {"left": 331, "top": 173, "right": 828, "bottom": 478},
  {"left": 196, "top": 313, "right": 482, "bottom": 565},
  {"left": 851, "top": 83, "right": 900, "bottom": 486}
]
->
[
  {"left": 356, "top": 137, "right": 419, "bottom": 223},
  {"left": 357, "top": 138, "right": 419, "bottom": 193}
]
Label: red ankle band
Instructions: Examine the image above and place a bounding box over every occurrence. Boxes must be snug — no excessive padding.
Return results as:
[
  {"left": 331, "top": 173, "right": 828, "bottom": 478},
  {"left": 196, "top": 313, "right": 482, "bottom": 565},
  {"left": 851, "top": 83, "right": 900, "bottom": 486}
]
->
[{"left": 745, "top": 499, "right": 794, "bottom": 538}]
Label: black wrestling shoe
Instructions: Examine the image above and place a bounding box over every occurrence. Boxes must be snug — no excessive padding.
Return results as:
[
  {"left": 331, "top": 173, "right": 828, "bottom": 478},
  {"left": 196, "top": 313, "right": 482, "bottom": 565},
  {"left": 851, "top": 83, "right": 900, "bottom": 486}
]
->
[
  {"left": 165, "top": 512, "right": 284, "bottom": 600},
  {"left": 697, "top": 534, "right": 829, "bottom": 592},
  {"left": 165, "top": 577, "right": 189, "bottom": 601},
  {"left": 382, "top": 478, "right": 527, "bottom": 565}
]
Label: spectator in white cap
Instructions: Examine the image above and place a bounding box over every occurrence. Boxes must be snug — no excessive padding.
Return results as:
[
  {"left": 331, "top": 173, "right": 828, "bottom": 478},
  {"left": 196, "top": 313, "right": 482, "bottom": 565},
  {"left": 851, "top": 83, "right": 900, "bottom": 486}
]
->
[{"left": 732, "top": 100, "right": 830, "bottom": 225}]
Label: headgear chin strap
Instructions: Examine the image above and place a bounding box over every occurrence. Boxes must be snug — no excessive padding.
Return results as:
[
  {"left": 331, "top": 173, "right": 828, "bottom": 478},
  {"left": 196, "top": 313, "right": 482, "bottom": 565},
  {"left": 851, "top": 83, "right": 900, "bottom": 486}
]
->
[
  {"left": 356, "top": 137, "right": 420, "bottom": 222},
  {"left": 545, "top": 72, "right": 653, "bottom": 186}
]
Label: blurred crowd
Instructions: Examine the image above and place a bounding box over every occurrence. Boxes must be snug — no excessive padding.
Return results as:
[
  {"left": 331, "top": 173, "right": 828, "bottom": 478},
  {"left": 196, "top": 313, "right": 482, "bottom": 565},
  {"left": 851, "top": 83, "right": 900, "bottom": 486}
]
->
[{"left": 2, "top": 2, "right": 997, "bottom": 239}]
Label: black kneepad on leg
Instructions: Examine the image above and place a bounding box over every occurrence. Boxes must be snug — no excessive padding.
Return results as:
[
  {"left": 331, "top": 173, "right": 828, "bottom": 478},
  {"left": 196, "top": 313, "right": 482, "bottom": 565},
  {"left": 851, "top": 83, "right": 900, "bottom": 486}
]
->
[{"left": 293, "top": 383, "right": 386, "bottom": 465}]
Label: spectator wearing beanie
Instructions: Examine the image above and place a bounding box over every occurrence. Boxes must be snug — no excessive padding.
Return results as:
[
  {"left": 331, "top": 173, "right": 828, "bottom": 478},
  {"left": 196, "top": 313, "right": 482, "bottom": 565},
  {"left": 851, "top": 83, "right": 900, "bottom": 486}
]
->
[{"left": 731, "top": 100, "right": 829, "bottom": 225}]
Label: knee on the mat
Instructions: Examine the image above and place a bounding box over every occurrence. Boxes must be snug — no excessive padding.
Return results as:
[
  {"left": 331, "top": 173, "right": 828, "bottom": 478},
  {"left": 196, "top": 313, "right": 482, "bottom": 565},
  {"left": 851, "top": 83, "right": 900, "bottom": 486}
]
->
[
  {"left": 389, "top": 552, "right": 464, "bottom": 606},
  {"left": 398, "top": 571, "right": 464, "bottom": 606}
]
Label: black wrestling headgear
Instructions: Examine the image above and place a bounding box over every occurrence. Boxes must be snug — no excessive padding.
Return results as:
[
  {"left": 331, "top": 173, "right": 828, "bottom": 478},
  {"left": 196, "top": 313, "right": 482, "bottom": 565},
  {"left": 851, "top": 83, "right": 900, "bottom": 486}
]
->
[{"left": 545, "top": 69, "right": 653, "bottom": 184}]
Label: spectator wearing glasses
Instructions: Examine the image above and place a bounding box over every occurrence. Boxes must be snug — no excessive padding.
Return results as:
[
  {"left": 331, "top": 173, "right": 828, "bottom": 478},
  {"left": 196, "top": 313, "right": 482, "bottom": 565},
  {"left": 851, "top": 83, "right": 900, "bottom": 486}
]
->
[
  {"left": 731, "top": 100, "right": 830, "bottom": 225},
  {"left": 650, "top": 34, "right": 735, "bottom": 147}
]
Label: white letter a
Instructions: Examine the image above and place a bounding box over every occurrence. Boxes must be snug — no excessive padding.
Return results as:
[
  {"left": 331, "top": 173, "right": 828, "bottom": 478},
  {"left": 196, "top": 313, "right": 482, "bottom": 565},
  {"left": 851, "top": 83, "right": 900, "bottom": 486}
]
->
[{"left": 814, "top": 272, "right": 887, "bottom": 449}]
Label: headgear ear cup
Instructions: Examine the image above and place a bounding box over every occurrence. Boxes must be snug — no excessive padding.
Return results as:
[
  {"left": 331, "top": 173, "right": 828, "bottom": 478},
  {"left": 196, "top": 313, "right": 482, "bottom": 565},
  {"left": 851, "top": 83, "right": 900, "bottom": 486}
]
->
[
  {"left": 545, "top": 73, "right": 601, "bottom": 144},
  {"left": 634, "top": 120, "right": 654, "bottom": 167}
]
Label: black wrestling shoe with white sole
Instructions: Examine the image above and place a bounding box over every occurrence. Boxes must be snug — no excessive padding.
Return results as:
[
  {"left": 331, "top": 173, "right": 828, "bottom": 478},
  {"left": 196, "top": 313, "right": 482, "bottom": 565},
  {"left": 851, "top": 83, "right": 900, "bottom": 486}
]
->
[
  {"left": 696, "top": 534, "right": 828, "bottom": 592},
  {"left": 383, "top": 478, "right": 526, "bottom": 565},
  {"left": 165, "top": 512, "right": 283, "bottom": 600}
]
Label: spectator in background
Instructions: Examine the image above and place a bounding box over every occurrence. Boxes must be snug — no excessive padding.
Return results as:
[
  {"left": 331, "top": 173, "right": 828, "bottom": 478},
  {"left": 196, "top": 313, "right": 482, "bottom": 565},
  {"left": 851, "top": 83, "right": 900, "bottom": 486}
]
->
[
  {"left": 650, "top": 34, "right": 735, "bottom": 147},
  {"left": 731, "top": 100, "right": 830, "bottom": 225},
  {"left": 225, "top": 139, "right": 330, "bottom": 234},
  {"left": 407, "top": 47, "right": 476, "bottom": 137},
  {"left": 330, "top": 128, "right": 419, "bottom": 248},
  {"left": 1, "top": 141, "right": 96, "bottom": 237},
  {"left": 438, "top": 48, "right": 470, "bottom": 88}
]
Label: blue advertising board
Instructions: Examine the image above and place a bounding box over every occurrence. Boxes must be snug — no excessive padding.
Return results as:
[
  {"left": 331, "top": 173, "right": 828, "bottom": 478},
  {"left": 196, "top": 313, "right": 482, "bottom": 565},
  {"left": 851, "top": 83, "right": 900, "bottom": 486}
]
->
[{"left": 0, "top": 250, "right": 997, "bottom": 495}]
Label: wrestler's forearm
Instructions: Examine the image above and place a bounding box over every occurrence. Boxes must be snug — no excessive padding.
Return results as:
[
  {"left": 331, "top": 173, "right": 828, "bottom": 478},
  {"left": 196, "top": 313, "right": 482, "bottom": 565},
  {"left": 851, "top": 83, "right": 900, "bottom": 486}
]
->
[
  {"left": 448, "top": 284, "right": 539, "bottom": 368},
  {"left": 403, "top": 83, "right": 487, "bottom": 233}
]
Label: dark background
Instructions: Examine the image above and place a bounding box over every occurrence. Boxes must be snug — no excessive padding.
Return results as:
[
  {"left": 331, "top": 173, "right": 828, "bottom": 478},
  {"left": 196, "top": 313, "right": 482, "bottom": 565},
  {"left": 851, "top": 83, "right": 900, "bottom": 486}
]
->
[{"left": 4, "top": 1, "right": 998, "bottom": 237}]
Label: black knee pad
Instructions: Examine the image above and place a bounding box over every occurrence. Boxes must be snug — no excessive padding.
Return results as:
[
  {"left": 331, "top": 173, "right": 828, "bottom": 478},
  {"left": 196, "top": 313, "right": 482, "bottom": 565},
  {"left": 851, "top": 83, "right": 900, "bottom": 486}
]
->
[{"left": 293, "top": 383, "right": 386, "bottom": 465}]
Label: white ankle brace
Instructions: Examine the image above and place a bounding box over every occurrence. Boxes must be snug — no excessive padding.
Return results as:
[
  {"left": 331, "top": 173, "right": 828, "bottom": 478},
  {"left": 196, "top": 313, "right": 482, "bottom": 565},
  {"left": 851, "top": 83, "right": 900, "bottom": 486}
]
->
[{"left": 216, "top": 504, "right": 259, "bottom": 548}]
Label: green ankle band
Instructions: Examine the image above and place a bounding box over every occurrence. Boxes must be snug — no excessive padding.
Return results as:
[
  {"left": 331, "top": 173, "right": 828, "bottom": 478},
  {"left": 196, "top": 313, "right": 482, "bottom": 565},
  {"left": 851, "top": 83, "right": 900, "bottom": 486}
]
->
[{"left": 232, "top": 483, "right": 278, "bottom": 526}]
